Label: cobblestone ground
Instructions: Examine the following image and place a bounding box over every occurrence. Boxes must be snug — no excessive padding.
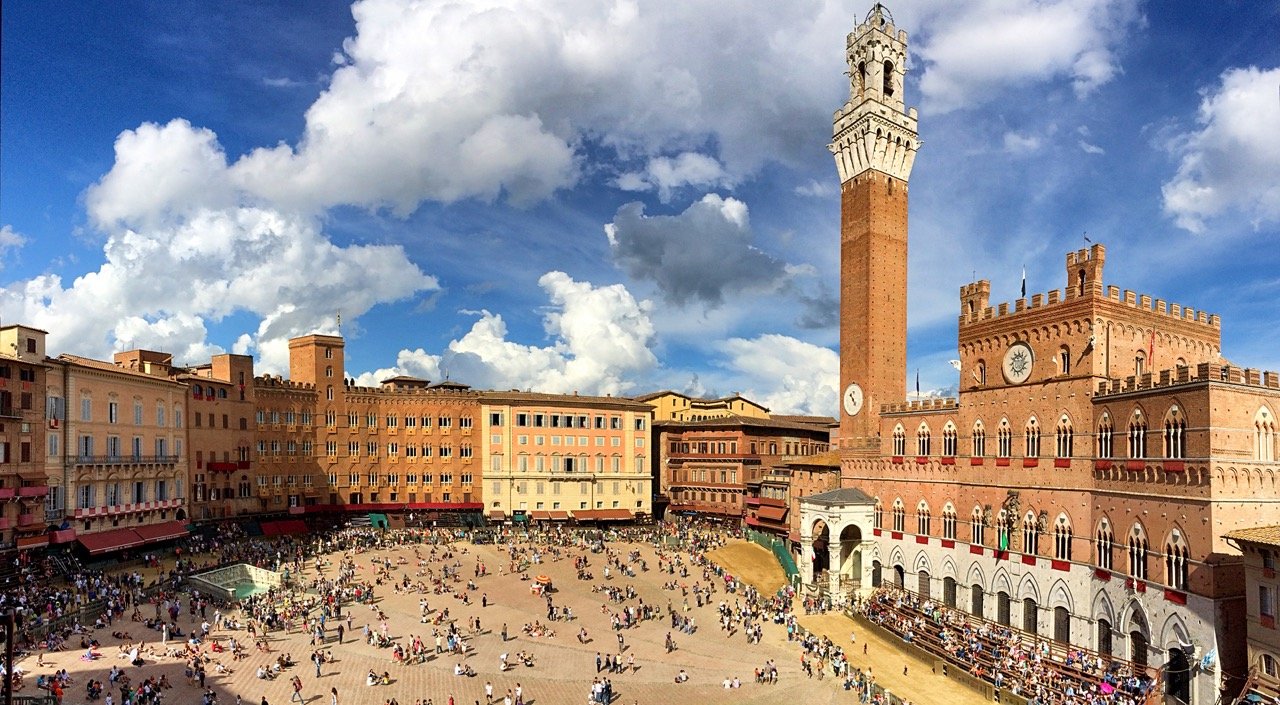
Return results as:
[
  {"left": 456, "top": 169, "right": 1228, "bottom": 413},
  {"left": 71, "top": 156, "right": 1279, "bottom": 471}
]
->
[{"left": 17, "top": 537, "right": 970, "bottom": 705}]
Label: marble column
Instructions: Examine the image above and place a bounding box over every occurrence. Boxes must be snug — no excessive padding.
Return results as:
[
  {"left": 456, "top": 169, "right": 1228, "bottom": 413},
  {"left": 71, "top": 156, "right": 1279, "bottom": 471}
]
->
[
  {"left": 800, "top": 537, "right": 814, "bottom": 586},
  {"left": 828, "top": 535, "right": 842, "bottom": 597}
]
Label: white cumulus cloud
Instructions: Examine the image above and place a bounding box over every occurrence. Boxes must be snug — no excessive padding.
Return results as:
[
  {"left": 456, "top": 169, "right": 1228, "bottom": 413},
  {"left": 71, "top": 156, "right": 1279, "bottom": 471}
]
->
[
  {"left": 715, "top": 334, "right": 838, "bottom": 417},
  {"left": 614, "top": 152, "right": 733, "bottom": 203},
  {"left": 353, "top": 272, "right": 656, "bottom": 396},
  {"left": 1161, "top": 66, "right": 1280, "bottom": 234},
  {"left": 916, "top": 0, "right": 1142, "bottom": 113},
  {"left": 0, "top": 226, "right": 26, "bottom": 268}
]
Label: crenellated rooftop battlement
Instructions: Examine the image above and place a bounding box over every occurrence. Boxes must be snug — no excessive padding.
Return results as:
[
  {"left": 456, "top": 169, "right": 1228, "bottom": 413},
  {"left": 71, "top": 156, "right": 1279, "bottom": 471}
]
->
[
  {"left": 959, "top": 285, "right": 1220, "bottom": 330},
  {"left": 253, "top": 374, "right": 315, "bottom": 391},
  {"left": 1094, "top": 362, "right": 1280, "bottom": 398},
  {"left": 959, "top": 243, "right": 1219, "bottom": 332},
  {"left": 880, "top": 397, "right": 959, "bottom": 415}
]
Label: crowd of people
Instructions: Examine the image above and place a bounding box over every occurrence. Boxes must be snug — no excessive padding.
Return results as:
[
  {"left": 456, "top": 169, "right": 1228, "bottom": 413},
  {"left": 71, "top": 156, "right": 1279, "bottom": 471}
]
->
[
  {"left": 860, "top": 586, "right": 1156, "bottom": 705},
  {"left": 2, "top": 515, "right": 1162, "bottom": 705}
]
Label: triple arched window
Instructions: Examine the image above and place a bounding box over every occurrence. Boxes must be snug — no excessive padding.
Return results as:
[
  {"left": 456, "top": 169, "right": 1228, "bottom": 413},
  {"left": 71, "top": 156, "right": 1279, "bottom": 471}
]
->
[
  {"left": 1128, "top": 524, "right": 1149, "bottom": 580},
  {"left": 1257, "top": 407, "right": 1276, "bottom": 461},
  {"left": 1163, "top": 407, "right": 1186, "bottom": 459},
  {"left": 1055, "top": 415, "right": 1074, "bottom": 458},
  {"left": 1165, "top": 529, "right": 1190, "bottom": 590},
  {"left": 916, "top": 423, "right": 931, "bottom": 456},
  {"left": 1128, "top": 411, "right": 1148, "bottom": 459},
  {"left": 997, "top": 419, "right": 1013, "bottom": 458}
]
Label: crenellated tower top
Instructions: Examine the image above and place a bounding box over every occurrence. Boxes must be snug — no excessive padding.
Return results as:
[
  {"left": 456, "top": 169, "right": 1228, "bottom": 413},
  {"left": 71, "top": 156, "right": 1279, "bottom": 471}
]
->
[{"left": 830, "top": 3, "right": 920, "bottom": 183}]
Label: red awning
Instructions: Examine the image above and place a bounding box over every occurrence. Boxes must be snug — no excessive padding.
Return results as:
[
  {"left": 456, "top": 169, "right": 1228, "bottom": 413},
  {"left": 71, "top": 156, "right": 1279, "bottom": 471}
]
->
[
  {"left": 16, "top": 534, "right": 50, "bottom": 549},
  {"left": 757, "top": 505, "right": 788, "bottom": 522},
  {"left": 573, "top": 509, "right": 633, "bottom": 521},
  {"left": 132, "top": 520, "right": 189, "bottom": 543},
  {"left": 529, "top": 510, "right": 568, "bottom": 521},
  {"left": 78, "top": 527, "right": 148, "bottom": 555},
  {"left": 488, "top": 510, "right": 507, "bottom": 520},
  {"left": 50, "top": 528, "right": 78, "bottom": 544},
  {"left": 260, "top": 519, "right": 308, "bottom": 536}
]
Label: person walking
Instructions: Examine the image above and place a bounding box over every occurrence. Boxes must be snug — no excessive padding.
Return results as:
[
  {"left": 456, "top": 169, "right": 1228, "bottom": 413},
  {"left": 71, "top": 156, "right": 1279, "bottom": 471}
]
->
[
  {"left": 329, "top": 688, "right": 337, "bottom": 705},
  {"left": 290, "top": 676, "right": 304, "bottom": 704}
]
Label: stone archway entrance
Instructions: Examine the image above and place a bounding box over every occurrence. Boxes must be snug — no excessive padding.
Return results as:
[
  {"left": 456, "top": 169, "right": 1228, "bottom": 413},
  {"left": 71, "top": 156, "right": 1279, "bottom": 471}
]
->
[
  {"left": 838, "top": 524, "right": 863, "bottom": 591},
  {"left": 799, "top": 487, "right": 876, "bottom": 601},
  {"left": 812, "top": 519, "right": 831, "bottom": 578}
]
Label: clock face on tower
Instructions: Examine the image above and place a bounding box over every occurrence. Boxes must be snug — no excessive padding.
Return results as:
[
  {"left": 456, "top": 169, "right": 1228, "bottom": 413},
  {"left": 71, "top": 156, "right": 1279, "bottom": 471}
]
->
[
  {"left": 843, "top": 383, "right": 864, "bottom": 417},
  {"left": 1002, "top": 342, "right": 1034, "bottom": 385}
]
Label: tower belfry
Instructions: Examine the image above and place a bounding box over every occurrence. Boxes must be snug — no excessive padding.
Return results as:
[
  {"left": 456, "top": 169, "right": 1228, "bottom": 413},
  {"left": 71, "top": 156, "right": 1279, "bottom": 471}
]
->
[{"left": 832, "top": 4, "right": 919, "bottom": 453}]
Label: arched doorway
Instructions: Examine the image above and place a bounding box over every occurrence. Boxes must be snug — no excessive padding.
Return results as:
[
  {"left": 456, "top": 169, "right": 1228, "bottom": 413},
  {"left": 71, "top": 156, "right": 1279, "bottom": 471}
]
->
[
  {"left": 838, "top": 524, "right": 863, "bottom": 590},
  {"left": 971, "top": 584, "right": 984, "bottom": 617},
  {"left": 893, "top": 564, "right": 905, "bottom": 589},
  {"left": 1097, "top": 619, "right": 1113, "bottom": 656},
  {"left": 871, "top": 560, "right": 882, "bottom": 588},
  {"left": 1053, "top": 606, "right": 1071, "bottom": 644},
  {"left": 918, "top": 570, "right": 931, "bottom": 599},
  {"left": 943, "top": 577, "right": 957, "bottom": 608},
  {"left": 1129, "top": 611, "right": 1150, "bottom": 669},
  {"left": 1023, "top": 597, "right": 1039, "bottom": 634},
  {"left": 1165, "top": 647, "right": 1190, "bottom": 703},
  {"left": 812, "top": 520, "right": 830, "bottom": 581},
  {"left": 997, "top": 591, "right": 1011, "bottom": 625},
  {"left": 175, "top": 508, "right": 187, "bottom": 521}
]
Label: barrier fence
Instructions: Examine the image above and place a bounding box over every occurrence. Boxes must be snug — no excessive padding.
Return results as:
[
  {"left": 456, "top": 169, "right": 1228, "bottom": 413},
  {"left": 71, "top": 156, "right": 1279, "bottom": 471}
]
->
[{"left": 745, "top": 528, "right": 800, "bottom": 580}]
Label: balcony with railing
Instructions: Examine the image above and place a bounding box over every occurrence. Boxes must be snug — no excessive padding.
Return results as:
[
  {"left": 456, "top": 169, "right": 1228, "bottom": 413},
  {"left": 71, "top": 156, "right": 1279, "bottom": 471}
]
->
[
  {"left": 75, "top": 455, "right": 180, "bottom": 467},
  {"left": 72, "top": 497, "right": 185, "bottom": 518}
]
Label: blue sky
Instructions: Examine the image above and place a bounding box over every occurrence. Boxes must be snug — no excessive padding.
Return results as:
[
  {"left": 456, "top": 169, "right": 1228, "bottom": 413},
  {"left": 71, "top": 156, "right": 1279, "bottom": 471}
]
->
[{"left": 3, "top": 0, "right": 1278, "bottom": 415}]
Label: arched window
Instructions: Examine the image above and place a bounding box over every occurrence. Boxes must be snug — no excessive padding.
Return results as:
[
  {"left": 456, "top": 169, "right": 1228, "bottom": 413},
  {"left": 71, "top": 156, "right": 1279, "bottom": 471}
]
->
[
  {"left": 1025, "top": 417, "right": 1041, "bottom": 458},
  {"left": 1128, "top": 410, "right": 1148, "bottom": 459},
  {"left": 917, "top": 500, "right": 931, "bottom": 536},
  {"left": 1163, "top": 406, "right": 1186, "bottom": 459},
  {"left": 997, "top": 419, "right": 1012, "bottom": 458},
  {"left": 1023, "top": 511, "right": 1041, "bottom": 555},
  {"left": 857, "top": 61, "right": 867, "bottom": 96},
  {"left": 1257, "top": 407, "right": 1276, "bottom": 461},
  {"left": 1077, "top": 269, "right": 1086, "bottom": 297},
  {"left": 1096, "top": 518, "right": 1115, "bottom": 571},
  {"left": 942, "top": 421, "right": 958, "bottom": 457},
  {"left": 882, "top": 60, "right": 895, "bottom": 97},
  {"left": 873, "top": 499, "right": 883, "bottom": 529},
  {"left": 976, "top": 360, "right": 987, "bottom": 386},
  {"left": 1165, "top": 528, "right": 1189, "bottom": 590},
  {"left": 972, "top": 420, "right": 986, "bottom": 457},
  {"left": 1056, "top": 414, "right": 1074, "bottom": 459},
  {"left": 1135, "top": 350, "right": 1146, "bottom": 377},
  {"left": 942, "top": 503, "right": 957, "bottom": 540},
  {"left": 1128, "top": 523, "right": 1149, "bottom": 580},
  {"left": 1058, "top": 345, "right": 1071, "bottom": 375},
  {"left": 892, "top": 425, "right": 907, "bottom": 456},
  {"left": 971, "top": 505, "right": 986, "bottom": 545},
  {"left": 892, "top": 498, "right": 906, "bottom": 532},
  {"left": 1092, "top": 414, "right": 1111, "bottom": 460},
  {"left": 1054, "top": 514, "right": 1073, "bottom": 561},
  {"left": 916, "top": 422, "right": 931, "bottom": 456}
]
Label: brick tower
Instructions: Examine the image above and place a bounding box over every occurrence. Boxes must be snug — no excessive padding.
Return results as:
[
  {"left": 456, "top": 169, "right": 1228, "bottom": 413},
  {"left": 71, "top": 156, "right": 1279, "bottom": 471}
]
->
[{"left": 832, "top": 4, "right": 919, "bottom": 453}]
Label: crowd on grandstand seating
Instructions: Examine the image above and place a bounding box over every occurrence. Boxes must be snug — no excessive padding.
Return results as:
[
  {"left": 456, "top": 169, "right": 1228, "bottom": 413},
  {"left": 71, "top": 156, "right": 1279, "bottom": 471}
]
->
[{"left": 860, "top": 587, "right": 1155, "bottom": 705}]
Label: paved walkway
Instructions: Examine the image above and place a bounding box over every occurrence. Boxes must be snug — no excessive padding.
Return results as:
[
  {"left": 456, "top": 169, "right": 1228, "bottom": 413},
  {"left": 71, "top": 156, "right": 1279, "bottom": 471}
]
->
[{"left": 23, "top": 538, "right": 872, "bottom": 705}]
